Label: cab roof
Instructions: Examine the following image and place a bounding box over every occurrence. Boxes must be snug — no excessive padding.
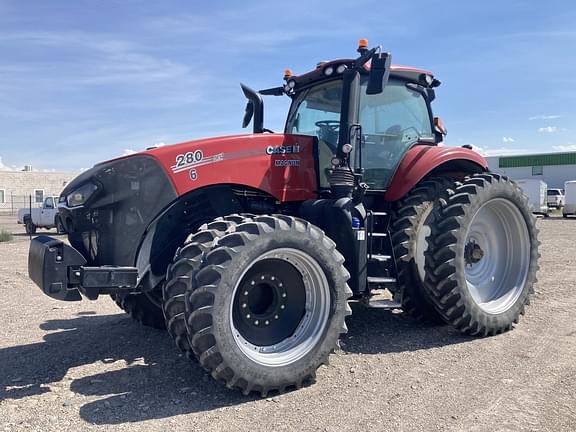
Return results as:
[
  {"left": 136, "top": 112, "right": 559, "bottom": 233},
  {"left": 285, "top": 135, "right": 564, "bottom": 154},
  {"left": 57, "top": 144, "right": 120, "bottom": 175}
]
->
[{"left": 287, "top": 58, "right": 435, "bottom": 89}]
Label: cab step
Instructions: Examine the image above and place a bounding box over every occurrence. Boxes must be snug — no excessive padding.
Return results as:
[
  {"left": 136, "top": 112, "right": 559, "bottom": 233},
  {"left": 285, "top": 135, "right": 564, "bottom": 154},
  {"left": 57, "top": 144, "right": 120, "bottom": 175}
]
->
[
  {"left": 364, "top": 299, "right": 402, "bottom": 309},
  {"left": 368, "top": 232, "right": 388, "bottom": 238},
  {"left": 369, "top": 254, "right": 391, "bottom": 262},
  {"left": 367, "top": 276, "right": 396, "bottom": 285}
]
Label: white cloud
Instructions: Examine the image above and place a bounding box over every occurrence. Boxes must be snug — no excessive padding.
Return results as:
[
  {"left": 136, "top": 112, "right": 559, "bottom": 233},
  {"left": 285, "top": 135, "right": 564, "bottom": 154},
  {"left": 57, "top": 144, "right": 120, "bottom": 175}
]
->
[
  {"left": 0, "top": 156, "right": 12, "bottom": 171},
  {"left": 538, "top": 126, "right": 558, "bottom": 133},
  {"left": 552, "top": 144, "right": 576, "bottom": 152},
  {"left": 122, "top": 149, "right": 137, "bottom": 156},
  {"left": 529, "top": 115, "right": 561, "bottom": 120},
  {"left": 502, "top": 137, "right": 515, "bottom": 143}
]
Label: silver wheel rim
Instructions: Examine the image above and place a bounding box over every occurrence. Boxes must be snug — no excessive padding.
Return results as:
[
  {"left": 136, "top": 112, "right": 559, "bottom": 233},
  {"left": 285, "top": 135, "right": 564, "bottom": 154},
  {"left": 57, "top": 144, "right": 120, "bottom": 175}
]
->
[
  {"left": 230, "top": 248, "right": 331, "bottom": 367},
  {"left": 464, "top": 198, "right": 530, "bottom": 314}
]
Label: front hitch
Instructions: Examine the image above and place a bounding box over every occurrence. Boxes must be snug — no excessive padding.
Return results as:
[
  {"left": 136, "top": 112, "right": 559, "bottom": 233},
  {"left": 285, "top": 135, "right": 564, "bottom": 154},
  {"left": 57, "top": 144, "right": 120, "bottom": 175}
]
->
[{"left": 28, "top": 236, "right": 138, "bottom": 301}]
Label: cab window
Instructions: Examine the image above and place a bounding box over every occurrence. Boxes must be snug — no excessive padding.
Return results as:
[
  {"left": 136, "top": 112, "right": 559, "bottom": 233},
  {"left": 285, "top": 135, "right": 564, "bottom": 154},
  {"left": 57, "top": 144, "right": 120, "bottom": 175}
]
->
[
  {"left": 286, "top": 80, "right": 343, "bottom": 187},
  {"left": 359, "top": 79, "right": 433, "bottom": 189},
  {"left": 44, "top": 197, "right": 54, "bottom": 209}
]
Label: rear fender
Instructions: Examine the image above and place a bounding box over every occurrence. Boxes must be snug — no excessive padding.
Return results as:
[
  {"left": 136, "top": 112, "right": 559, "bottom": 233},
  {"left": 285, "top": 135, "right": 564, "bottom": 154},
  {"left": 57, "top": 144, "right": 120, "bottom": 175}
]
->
[{"left": 385, "top": 145, "right": 488, "bottom": 201}]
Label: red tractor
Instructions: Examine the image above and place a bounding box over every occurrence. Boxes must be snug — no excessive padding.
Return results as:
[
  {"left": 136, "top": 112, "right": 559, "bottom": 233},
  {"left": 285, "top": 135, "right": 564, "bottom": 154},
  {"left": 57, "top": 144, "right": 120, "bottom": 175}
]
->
[{"left": 28, "top": 40, "right": 539, "bottom": 396}]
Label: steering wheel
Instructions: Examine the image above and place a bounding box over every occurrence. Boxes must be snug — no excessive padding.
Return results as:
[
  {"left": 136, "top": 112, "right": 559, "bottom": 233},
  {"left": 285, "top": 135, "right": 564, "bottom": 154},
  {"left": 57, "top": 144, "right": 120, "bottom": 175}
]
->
[
  {"left": 315, "top": 120, "right": 340, "bottom": 152},
  {"left": 315, "top": 120, "right": 340, "bottom": 131}
]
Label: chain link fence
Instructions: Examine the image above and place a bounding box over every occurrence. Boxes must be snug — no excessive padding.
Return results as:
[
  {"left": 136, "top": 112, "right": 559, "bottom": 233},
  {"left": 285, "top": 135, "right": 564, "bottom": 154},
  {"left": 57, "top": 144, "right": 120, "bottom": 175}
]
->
[{"left": 0, "top": 194, "right": 44, "bottom": 216}]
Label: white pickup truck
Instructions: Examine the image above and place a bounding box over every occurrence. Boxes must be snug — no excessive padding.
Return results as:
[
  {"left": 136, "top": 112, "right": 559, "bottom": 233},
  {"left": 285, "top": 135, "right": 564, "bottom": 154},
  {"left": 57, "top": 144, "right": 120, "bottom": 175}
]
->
[
  {"left": 547, "top": 188, "right": 565, "bottom": 209},
  {"left": 17, "top": 196, "right": 64, "bottom": 235}
]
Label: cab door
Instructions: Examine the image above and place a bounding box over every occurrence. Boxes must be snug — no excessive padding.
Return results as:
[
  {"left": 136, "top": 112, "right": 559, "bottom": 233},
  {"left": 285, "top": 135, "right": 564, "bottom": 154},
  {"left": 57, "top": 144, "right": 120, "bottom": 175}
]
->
[{"left": 358, "top": 78, "right": 434, "bottom": 190}]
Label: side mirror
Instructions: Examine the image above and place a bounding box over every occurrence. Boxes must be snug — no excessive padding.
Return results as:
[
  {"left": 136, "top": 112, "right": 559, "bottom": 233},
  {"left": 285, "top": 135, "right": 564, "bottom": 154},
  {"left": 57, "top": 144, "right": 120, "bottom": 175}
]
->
[
  {"left": 242, "top": 101, "right": 254, "bottom": 129},
  {"left": 240, "top": 83, "right": 264, "bottom": 133},
  {"left": 366, "top": 52, "right": 391, "bottom": 95},
  {"left": 434, "top": 116, "right": 447, "bottom": 136}
]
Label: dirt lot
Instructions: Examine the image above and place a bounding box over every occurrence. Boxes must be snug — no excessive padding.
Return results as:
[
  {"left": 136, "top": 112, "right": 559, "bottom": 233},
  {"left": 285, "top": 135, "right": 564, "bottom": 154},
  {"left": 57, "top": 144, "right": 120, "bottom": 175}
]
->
[{"left": 0, "top": 214, "right": 575, "bottom": 432}]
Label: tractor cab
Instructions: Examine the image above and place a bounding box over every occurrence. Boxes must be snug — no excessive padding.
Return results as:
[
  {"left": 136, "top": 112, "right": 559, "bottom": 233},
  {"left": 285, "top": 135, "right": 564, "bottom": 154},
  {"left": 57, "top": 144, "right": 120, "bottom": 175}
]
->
[
  {"left": 284, "top": 70, "right": 437, "bottom": 190},
  {"left": 244, "top": 39, "right": 444, "bottom": 194}
]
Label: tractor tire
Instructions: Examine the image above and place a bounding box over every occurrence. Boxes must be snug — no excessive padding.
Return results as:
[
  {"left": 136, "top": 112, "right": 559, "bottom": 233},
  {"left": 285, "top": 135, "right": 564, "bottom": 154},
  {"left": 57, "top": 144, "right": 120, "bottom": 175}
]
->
[
  {"left": 390, "top": 177, "right": 455, "bottom": 323},
  {"left": 111, "top": 290, "right": 166, "bottom": 330},
  {"left": 163, "top": 214, "right": 252, "bottom": 359},
  {"left": 185, "top": 215, "right": 352, "bottom": 396},
  {"left": 55, "top": 215, "right": 66, "bottom": 234},
  {"left": 25, "top": 219, "right": 36, "bottom": 235},
  {"left": 425, "top": 173, "right": 539, "bottom": 336}
]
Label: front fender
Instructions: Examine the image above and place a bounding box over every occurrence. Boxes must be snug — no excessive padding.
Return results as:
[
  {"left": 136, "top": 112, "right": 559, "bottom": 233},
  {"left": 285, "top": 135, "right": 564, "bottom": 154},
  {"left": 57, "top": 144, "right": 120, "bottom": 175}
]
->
[{"left": 385, "top": 145, "right": 488, "bottom": 201}]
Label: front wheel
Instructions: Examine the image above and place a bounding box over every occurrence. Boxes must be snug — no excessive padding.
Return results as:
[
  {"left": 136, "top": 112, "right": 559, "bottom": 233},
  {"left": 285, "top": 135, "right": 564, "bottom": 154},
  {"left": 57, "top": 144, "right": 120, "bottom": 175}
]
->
[
  {"left": 55, "top": 216, "right": 66, "bottom": 234},
  {"left": 25, "top": 219, "right": 36, "bottom": 235},
  {"left": 425, "top": 174, "right": 539, "bottom": 336},
  {"left": 111, "top": 290, "right": 166, "bottom": 330},
  {"left": 163, "top": 215, "right": 252, "bottom": 359},
  {"left": 185, "top": 215, "right": 352, "bottom": 396}
]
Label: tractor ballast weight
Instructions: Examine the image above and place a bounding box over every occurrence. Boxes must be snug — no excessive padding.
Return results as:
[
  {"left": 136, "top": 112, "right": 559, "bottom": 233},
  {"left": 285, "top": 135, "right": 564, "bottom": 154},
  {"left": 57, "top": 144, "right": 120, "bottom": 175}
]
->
[{"left": 27, "top": 40, "right": 538, "bottom": 397}]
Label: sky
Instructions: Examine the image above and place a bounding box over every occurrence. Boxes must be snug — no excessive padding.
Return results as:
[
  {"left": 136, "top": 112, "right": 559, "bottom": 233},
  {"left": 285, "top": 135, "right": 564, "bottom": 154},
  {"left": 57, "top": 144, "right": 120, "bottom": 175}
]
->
[{"left": 0, "top": 0, "right": 575, "bottom": 171}]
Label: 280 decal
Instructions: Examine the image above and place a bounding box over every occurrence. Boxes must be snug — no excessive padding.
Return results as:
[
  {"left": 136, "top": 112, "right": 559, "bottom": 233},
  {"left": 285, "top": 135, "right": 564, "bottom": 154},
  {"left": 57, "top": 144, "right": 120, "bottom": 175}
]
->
[
  {"left": 174, "top": 150, "right": 203, "bottom": 169},
  {"left": 170, "top": 149, "right": 224, "bottom": 180}
]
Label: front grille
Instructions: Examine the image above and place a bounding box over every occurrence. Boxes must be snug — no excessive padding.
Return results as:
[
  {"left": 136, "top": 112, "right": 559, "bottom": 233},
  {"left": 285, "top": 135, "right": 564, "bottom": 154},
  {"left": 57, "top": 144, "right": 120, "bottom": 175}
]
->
[{"left": 62, "top": 155, "right": 177, "bottom": 266}]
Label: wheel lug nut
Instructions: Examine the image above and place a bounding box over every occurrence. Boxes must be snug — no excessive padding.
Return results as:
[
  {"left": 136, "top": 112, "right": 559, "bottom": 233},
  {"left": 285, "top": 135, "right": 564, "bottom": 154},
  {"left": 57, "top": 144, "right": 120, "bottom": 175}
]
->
[
  {"left": 254, "top": 320, "right": 259, "bottom": 325},
  {"left": 246, "top": 314, "right": 251, "bottom": 319},
  {"left": 279, "top": 283, "right": 283, "bottom": 287},
  {"left": 242, "top": 303, "right": 247, "bottom": 308},
  {"left": 261, "top": 276, "right": 265, "bottom": 280},
  {"left": 282, "top": 293, "right": 286, "bottom": 298},
  {"left": 250, "top": 281, "right": 255, "bottom": 286},
  {"left": 280, "top": 305, "right": 285, "bottom": 309},
  {"left": 274, "top": 315, "right": 279, "bottom": 319},
  {"left": 271, "top": 276, "right": 275, "bottom": 280},
  {"left": 244, "top": 291, "right": 249, "bottom": 295},
  {"left": 265, "top": 320, "right": 270, "bottom": 325}
]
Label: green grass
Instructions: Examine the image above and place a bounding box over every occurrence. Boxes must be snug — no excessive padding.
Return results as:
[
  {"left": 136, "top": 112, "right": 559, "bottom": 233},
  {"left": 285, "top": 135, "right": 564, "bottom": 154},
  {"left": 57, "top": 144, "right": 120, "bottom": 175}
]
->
[{"left": 0, "top": 229, "right": 13, "bottom": 242}]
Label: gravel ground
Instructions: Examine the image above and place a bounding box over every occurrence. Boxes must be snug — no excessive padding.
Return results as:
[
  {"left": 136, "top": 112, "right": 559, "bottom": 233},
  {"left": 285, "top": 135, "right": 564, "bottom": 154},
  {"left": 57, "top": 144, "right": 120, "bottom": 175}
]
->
[{"left": 0, "top": 214, "right": 575, "bottom": 431}]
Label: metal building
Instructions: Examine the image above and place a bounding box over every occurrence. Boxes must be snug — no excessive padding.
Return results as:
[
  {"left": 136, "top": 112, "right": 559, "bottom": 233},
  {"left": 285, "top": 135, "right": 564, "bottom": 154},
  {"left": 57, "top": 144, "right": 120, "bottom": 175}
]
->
[{"left": 485, "top": 152, "right": 576, "bottom": 189}]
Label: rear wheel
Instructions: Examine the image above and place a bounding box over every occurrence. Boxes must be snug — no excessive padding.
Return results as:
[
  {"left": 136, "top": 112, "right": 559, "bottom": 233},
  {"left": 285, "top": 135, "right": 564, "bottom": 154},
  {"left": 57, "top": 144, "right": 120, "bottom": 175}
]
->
[
  {"left": 185, "top": 215, "right": 352, "bottom": 396},
  {"left": 163, "top": 215, "right": 252, "bottom": 359},
  {"left": 390, "top": 177, "right": 454, "bottom": 323},
  {"left": 425, "top": 174, "right": 539, "bottom": 336}
]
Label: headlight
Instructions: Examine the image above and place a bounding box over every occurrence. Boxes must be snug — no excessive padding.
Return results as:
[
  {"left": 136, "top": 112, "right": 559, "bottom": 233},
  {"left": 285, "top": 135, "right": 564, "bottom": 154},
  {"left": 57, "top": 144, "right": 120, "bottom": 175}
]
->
[
  {"left": 66, "top": 183, "right": 98, "bottom": 207},
  {"left": 324, "top": 66, "right": 334, "bottom": 76}
]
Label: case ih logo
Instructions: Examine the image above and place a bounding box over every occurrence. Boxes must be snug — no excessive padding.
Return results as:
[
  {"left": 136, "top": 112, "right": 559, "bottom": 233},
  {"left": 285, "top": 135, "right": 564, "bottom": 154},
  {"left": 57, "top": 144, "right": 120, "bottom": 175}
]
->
[{"left": 266, "top": 145, "right": 300, "bottom": 155}]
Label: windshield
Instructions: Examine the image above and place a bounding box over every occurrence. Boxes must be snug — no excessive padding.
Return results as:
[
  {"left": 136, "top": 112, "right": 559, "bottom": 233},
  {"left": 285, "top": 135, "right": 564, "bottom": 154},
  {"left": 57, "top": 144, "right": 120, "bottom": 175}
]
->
[
  {"left": 547, "top": 190, "right": 560, "bottom": 196},
  {"left": 285, "top": 77, "right": 433, "bottom": 189},
  {"left": 286, "top": 80, "right": 343, "bottom": 187}
]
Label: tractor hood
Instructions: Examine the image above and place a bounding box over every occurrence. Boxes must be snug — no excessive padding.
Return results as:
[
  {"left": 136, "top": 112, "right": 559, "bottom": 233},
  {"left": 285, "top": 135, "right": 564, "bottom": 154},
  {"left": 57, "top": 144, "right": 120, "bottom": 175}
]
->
[
  {"left": 138, "top": 133, "right": 318, "bottom": 201},
  {"left": 59, "top": 132, "right": 317, "bottom": 266}
]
